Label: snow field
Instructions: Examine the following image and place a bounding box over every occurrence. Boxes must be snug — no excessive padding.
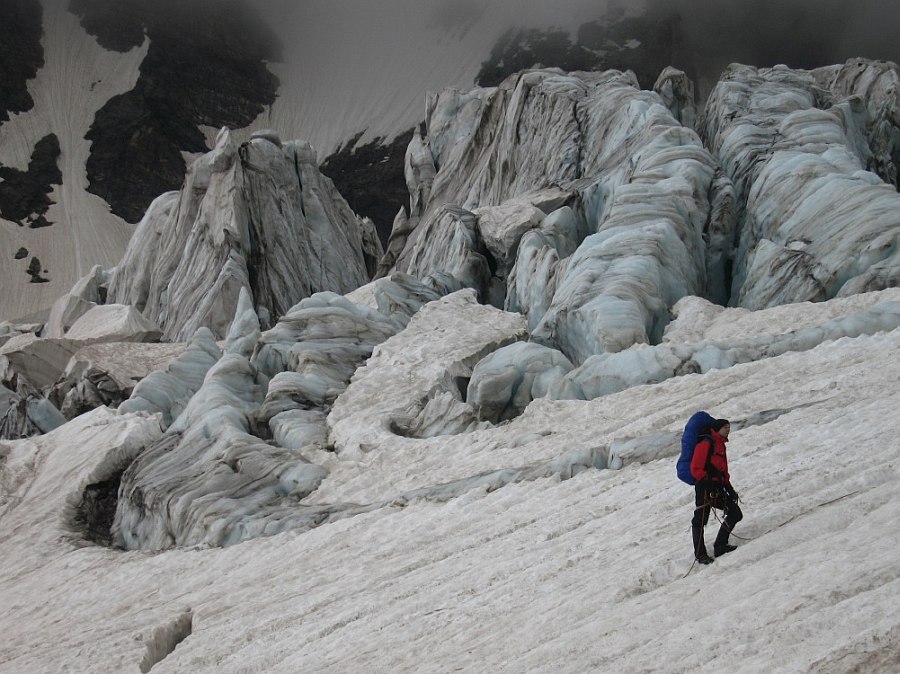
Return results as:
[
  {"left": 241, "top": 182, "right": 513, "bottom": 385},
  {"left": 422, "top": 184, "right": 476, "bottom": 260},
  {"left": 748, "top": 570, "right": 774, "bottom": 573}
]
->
[{"left": 1, "top": 300, "right": 899, "bottom": 671}]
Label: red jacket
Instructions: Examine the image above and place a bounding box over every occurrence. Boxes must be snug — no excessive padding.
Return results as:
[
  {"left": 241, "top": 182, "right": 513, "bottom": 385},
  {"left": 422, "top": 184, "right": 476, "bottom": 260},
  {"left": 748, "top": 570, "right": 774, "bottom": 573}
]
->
[{"left": 690, "top": 429, "right": 730, "bottom": 484}]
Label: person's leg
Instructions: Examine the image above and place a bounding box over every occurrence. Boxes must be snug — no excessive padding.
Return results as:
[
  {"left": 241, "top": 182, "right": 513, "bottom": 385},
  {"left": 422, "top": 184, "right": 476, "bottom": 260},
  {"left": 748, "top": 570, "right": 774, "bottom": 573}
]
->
[
  {"left": 714, "top": 497, "right": 743, "bottom": 555},
  {"left": 692, "top": 485, "right": 713, "bottom": 562}
]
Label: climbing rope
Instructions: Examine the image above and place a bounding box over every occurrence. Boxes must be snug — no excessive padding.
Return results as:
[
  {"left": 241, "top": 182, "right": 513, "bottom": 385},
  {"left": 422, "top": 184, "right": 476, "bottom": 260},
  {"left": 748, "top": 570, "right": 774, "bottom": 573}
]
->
[{"left": 684, "top": 489, "right": 861, "bottom": 577}]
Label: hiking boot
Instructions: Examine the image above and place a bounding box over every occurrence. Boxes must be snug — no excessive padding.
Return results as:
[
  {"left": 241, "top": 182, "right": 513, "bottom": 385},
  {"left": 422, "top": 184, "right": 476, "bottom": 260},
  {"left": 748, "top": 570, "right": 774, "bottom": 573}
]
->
[
  {"left": 714, "top": 543, "right": 737, "bottom": 556},
  {"left": 696, "top": 553, "right": 714, "bottom": 565}
]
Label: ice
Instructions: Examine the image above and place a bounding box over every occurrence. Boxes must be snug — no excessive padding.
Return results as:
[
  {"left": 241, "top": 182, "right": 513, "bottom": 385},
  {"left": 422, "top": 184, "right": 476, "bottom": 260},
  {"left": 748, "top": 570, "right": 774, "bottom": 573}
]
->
[
  {"left": 223, "top": 287, "right": 260, "bottom": 359},
  {"left": 108, "top": 130, "right": 380, "bottom": 341},
  {"left": 268, "top": 409, "right": 327, "bottom": 452},
  {"left": 385, "top": 69, "right": 723, "bottom": 361},
  {"left": 64, "top": 304, "right": 162, "bottom": 343},
  {"left": 468, "top": 341, "right": 575, "bottom": 422},
  {"left": 117, "top": 328, "right": 222, "bottom": 428},
  {"left": 23, "top": 396, "right": 66, "bottom": 433},
  {"left": 702, "top": 61, "right": 900, "bottom": 308},
  {"left": 3, "top": 49, "right": 900, "bottom": 671},
  {"left": 4, "top": 288, "right": 900, "bottom": 672}
]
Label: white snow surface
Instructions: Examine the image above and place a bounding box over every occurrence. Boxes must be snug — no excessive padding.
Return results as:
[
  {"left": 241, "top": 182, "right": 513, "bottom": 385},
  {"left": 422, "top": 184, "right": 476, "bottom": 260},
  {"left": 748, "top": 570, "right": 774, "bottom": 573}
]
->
[{"left": 1, "top": 288, "right": 900, "bottom": 672}]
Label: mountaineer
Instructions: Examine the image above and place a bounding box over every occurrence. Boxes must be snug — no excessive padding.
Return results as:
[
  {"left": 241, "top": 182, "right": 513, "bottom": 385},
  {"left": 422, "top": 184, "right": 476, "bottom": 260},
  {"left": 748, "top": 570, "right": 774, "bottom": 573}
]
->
[{"left": 690, "top": 418, "right": 742, "bottom": 564}]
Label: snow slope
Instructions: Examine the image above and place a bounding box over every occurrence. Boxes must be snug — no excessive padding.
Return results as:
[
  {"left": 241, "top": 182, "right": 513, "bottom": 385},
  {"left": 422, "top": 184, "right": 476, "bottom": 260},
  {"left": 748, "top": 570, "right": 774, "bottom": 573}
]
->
[
  {"left": 250, "top": 0, "right": 614, "bottom": 155},
  {"left": 0, "top": 7, "right": 145, "bottom": 321},
  {"left": 2, "top": 3, "right": 900, "bottom": 670},
  {"left": 1, "top": 289, "right": 898, "bottom": 672}
]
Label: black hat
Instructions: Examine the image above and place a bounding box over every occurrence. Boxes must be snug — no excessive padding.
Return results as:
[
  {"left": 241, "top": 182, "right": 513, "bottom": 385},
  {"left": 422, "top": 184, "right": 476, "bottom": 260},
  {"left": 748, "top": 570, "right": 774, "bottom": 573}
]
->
[{"left": 711, "top": 419, "right": 730, "bottom": 431}]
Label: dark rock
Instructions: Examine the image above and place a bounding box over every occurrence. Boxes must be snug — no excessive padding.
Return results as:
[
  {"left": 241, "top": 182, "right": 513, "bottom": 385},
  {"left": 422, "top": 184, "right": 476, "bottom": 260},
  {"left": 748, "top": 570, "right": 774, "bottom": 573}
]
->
[
  {"left": 0, "top": 134, "right": 62, "bottom": 228},
  {"left": 28, "top": 214, "right": 52, "bottom": 229},
  {"left": 68, "top": 0, "right": 145, "bottom": 52},
  {"left": 84, "top": 89, "right": 201, "bottom": 223},
  {"left": 0, "top": 0, "right": 43, "bottom": 122},
  {"left": 320, "top": 128, "right": 417, "bottom": 248},
  {"left": 577, "top": 12, "right": 684, "bottom": 90},
  {"left": 27, "top": 256, "right": 49, "bottom": 284},
  {"left": 476, "top": 27, "right": 597, "bottom": 88},
  {"left": 77, "top": 0, "right": 281, "bottom": 223},
  {"left": 476, "top": 8, "right": 684, "bottom": 91},
  {"left": 14, "top": 248, "right": 28, "bottom": 260},
  {"left": 73, "top": 472, "right": 124, "bottom": 547}
]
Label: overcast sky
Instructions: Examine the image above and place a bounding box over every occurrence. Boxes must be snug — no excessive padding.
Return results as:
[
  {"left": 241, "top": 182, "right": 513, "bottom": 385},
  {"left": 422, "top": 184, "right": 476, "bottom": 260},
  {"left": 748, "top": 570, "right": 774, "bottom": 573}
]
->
[{"left": 264, "top": 0, "right": 900, "bottom": 68}]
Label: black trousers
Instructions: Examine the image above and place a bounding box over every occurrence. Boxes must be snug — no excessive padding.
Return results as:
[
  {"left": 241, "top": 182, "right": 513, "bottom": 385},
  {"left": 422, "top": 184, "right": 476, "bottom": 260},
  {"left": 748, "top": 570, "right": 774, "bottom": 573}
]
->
[{"left": 692, "top": 483, "right": 743, "bottom": 553}]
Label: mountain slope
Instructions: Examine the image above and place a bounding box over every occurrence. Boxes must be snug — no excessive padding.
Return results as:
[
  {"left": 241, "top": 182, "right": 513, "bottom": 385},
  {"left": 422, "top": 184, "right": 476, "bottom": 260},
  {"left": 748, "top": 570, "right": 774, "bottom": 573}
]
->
[
  {"left": 0, "top": 289, "right": 898, "bottom": 672},
  {"left": 0, "top": 6, "right": 144, "bottom": 321},
  {"left": 2, "top": 3, "right": 900, "bottom": 670},
  {"left": 6, "top": 0, "right": 900, "bottom": 323}
]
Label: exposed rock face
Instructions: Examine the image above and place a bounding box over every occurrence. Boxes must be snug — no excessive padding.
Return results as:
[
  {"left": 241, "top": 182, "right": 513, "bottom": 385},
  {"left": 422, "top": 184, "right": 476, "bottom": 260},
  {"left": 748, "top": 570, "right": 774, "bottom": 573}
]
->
[
  {"left": 108, "top": 129, "right": 382, "bottom": 341},
  {"left": 26, "top": 256, "right": 50, "bottom": 284},
  {"left": 0, "top": 0, "right": 43, "bottom": 122},
  {"left": 72, "top": 0, "right": 281, "bottom": 224},
  {"left": 701, "top": 60, "right": 900, "bottom": 309},
  {"left": 475, "top": 8, "right": 683, "bottom": 91},
  {"left": 320, "top": 129, "right": 417, "bottom": 248},
  {"left": 0, "top": 4, "right": 143, "bottom": 323},
  {"left": 0, "top": 134, "right": 62, "bottom": 230}
]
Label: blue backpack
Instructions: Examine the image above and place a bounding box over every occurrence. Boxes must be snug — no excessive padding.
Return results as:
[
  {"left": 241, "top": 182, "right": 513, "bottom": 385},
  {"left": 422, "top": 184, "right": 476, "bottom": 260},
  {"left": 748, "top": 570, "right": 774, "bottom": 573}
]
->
[{"left": 676, "top": 411, "right": 715, "bottom": 485}]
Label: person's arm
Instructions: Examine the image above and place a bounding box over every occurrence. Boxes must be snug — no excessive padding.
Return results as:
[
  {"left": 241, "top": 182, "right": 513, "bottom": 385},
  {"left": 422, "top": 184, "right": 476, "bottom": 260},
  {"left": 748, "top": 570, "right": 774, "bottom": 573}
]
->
[{"left": 720, "top": 447, "right": 730, "bottom": 483}]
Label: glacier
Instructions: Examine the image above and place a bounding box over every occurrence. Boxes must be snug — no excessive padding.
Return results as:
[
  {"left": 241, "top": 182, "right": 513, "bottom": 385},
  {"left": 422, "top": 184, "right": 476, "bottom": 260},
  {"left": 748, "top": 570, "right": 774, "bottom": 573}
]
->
[
  {"left": 701, "top": 60, "right": 900, "bottom": 307},
  {"left": 108, "top": 129, "right": 382, "bottom": 341},
  {"left": 2, "top": 15, "right": 900, "bottom": 668},
  {"left": 2, "top": 284, "right": 900, "bottom": 671},
  {"left": 4, "top": 60, "right": 900, "bottom": 555},
  {"left": 382, "top": 68, "right": 728, "bottom": 364}
]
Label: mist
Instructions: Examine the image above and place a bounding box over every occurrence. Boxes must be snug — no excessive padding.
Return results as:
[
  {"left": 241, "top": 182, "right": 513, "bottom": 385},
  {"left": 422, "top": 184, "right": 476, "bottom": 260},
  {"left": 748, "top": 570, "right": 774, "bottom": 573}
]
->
[
  {"left": 648, "top": 0, "right": 900, "bottom": 93},
  {"left": 260, "top": 0, "right": 900, "bottom": 103}
]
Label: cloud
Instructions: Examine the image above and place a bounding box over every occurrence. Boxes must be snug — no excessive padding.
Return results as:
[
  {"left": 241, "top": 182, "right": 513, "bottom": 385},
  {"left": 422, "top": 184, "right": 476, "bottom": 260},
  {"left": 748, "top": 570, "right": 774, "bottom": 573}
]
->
[{"left": 648, "top": 0, "right": 900, "bottom": 74}]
